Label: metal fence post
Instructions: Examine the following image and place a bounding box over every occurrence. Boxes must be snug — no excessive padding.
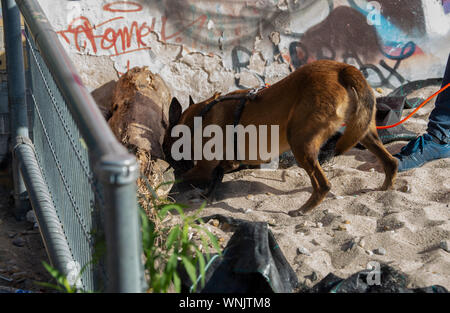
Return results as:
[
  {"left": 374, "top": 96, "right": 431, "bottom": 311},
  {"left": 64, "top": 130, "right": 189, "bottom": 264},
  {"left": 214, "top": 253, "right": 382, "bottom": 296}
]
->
[
  {"left": 1, "top": 0, "right": 30, "bottom": 220},
  {"left": 14, "top": 137, "right": 76, "bottom": 281},
  {"left": 96, "top": 153, "right": 144, "bottom": 293}
]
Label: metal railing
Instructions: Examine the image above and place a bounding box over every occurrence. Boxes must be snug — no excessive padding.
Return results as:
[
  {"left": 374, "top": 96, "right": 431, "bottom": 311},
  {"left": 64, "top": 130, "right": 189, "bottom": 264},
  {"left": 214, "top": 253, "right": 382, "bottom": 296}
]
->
[{"left": 2, "top": 0, "right": 145, "bottom": 292}]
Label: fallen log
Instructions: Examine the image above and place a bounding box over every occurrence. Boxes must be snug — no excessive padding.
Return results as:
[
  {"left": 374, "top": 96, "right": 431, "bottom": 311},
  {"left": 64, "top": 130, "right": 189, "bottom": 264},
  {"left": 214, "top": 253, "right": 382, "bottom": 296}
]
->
[{"left": 108, "top": 67, "right": 174, "bottom": 199}]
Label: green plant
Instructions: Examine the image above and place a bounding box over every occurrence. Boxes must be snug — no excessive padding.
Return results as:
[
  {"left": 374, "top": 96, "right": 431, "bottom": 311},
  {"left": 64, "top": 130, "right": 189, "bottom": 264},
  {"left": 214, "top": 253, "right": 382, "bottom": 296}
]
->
[
  {"left": 36, "top": 261, "right": 89, "bottom": 293},
  {"left": 39, "top": 178, "right": 221, "bottom": 293},
  {"left": 139, "top": 179, "right": 222, "bottom": 293}
]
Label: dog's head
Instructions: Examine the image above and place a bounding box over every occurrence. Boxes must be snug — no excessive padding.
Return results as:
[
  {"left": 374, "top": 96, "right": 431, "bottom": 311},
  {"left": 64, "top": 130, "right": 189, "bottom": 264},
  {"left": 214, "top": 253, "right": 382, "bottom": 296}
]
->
[{"left": 162, "top": 96, "right": 195, "bottom": 175}]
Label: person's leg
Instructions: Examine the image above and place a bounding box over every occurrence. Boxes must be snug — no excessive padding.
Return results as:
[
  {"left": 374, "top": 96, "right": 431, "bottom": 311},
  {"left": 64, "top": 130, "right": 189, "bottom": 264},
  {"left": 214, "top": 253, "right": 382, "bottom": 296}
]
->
[
  {"left": 394, "top": 54, "right": 450, "bottom": 172},
  {"left": 427, "top": 53, "right": 450, "bottom": 143}
]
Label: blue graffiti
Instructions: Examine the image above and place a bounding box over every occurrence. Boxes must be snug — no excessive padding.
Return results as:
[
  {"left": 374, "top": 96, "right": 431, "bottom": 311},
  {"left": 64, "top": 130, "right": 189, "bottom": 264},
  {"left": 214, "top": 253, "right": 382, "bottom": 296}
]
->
[{"left": 347, "top": 0, "right": 421, "bottom": 49}]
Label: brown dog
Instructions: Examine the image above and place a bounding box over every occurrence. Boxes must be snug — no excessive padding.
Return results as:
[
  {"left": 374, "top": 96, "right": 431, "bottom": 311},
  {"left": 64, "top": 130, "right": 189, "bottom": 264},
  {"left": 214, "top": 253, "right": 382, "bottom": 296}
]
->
[{"left": 164, "top": 60, "right": 398, "bottom": 215}]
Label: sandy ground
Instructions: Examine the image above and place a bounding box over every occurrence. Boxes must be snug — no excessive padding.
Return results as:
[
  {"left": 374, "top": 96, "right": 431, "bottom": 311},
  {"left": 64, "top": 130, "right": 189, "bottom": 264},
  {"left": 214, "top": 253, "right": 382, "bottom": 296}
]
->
[{"left": 171, "top": 86, "right": 450, "bottom": 290}]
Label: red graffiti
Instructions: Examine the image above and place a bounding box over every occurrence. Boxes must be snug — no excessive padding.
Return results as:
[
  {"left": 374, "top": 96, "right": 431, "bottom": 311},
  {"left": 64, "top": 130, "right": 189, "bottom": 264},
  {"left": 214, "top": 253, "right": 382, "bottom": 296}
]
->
[
  {"left": 57, "top": 7, "right": 208, "bottom": 58},
  {"left": 103, "top": 1, "right": 143, "bottom": 13},
  {"left": 57, "top": 16, "right": 154, "bottom": 57}
]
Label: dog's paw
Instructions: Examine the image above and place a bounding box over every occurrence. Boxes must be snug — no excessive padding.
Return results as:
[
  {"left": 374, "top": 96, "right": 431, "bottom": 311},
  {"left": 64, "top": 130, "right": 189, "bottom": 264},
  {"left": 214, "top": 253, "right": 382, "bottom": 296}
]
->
[
  {"left": 380, "top": 180, "right": 396, "bottom": 191},
  {"left": 380, "top": 185, "right": 394, "bottom": 192}
]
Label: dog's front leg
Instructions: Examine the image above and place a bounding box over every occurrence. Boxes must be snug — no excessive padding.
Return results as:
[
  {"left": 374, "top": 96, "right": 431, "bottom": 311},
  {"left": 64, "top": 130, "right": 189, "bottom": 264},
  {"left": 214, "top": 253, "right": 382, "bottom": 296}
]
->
[{"left": 204, "top": 166, "right": 225, "bottom": 203}]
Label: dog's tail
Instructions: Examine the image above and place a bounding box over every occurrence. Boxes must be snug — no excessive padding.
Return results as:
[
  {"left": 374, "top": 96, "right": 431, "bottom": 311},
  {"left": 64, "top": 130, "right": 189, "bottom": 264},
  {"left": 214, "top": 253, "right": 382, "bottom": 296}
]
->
[
  {"left": 331, "top": 65, "right": 376, "bottom": 156},
  {"left": 339, "top": 65, "right": 376, "bottom": 119}
]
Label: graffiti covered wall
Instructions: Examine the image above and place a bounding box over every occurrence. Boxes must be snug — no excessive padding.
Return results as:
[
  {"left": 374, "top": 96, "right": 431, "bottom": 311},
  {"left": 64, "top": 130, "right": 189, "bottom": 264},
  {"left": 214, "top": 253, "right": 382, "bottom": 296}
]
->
[{"left": 37, "top": 0, "right": 450, "bottom": 108}]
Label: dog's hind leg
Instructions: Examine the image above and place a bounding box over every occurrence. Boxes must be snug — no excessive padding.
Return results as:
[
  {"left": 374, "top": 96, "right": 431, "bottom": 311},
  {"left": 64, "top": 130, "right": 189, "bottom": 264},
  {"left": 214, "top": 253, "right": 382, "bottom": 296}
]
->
[
  {"left": 291, "top": 113, "right": 371, "bottom": 216},
  {"left": 333, "top": 111, "right": 372, "bottom": 157},
  {"left": 318, "top": 131, "right": 343, "bottom": 165},
  {"left": 360, "top": 123, "right": 398, "bottom": 190}
]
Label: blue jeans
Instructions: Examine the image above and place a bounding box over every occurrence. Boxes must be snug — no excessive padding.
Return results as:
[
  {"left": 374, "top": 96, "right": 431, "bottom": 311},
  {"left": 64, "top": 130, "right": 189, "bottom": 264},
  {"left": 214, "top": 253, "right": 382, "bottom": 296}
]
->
[{"left": 427, "top": 53, "right": 450, "bottom": 144}]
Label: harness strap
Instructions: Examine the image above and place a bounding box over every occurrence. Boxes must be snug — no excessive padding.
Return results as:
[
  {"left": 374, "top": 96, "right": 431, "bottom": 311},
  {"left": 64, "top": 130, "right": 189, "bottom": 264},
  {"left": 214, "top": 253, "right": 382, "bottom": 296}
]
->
[
  {"left": 199, "top": 93, "right": 242, "bottom": 118},
  {"left": 198, "top": 86, "right": 267, "bottom": 160},
  {"left": 233, "top": 97, "right": 248, "bottom": 160},
  {"left": 199, "top": 86, "right": 267, "bottom": 119}
]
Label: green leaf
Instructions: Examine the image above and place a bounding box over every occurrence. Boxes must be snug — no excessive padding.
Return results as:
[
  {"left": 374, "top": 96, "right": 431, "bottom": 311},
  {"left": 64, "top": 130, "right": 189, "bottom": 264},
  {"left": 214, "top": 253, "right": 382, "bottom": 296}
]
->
[
  {"left": 199, "top": 233, "right": 211, "bottom": 260},
  {"left": 181, "top": 223, "right": 190, "bottom": 245},
  {"left": 42, "top": 262, "right": 65, "bottom": 286},
  {"left": 173, "top": 272, "right": 181, "bottom": 293},
  {"left": 42, "top": 261, "right": 76, "bottom": 293},
  {"left": 166, "top": 227, "right": 181, "bottom": 249},
  {"left": 159, "top": 203, "right": 187, "bottom": 219},
  {"left": 34, "top": 281, "right": 65, "bottom": 292},
  {"left": 143, "top": 176, "right": 159, "bottom": 199},
  {"left": 139, "top": 207, "right": 157, "bottom": 254},
  {"left": 155, "top": 179, "right": 183, "bottom": 191},
  {"left": 166, "top": 252, "right": 179, "bottom": 273},
  {"left": 142, "top": 176, "right": 160, "bottom": 208},
  {"left": 42, "top": 261, "right": 59, "bottom": 278},
  {"left": 195, "top": 249, "right": 206, "bottom": 288},
  {"left": 202, "top": 228, "right": 222, "bottom": 256},
  {"left": 63, "top": 279, "right": 74, "bottom": 293},
  {"left": 181, "top": 256, "right": 197, "bottom": 291}
]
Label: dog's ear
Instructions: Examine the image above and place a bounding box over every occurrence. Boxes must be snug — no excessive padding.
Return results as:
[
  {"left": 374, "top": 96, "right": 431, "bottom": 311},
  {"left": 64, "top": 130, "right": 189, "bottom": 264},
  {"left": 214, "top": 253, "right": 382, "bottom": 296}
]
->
[
  {"left": 169, "top": 97, "right": 183, "bottom": 128},
  {"left": 189, "top": 95, "right": 195, "bottom": 107}
]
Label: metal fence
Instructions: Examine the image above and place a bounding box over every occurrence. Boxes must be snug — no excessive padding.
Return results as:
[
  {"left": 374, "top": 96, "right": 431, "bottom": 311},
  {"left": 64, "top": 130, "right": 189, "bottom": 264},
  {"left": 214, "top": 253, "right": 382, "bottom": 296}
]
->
[{"left": 2, "top": 0, "right": 145, "bottom": 292}]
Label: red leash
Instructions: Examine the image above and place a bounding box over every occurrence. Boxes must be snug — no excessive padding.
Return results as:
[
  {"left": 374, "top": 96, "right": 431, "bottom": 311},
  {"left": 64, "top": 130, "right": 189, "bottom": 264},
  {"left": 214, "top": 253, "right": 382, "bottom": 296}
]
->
[{"left": 376, "top": 83, "right": 450, "bottom": 129}]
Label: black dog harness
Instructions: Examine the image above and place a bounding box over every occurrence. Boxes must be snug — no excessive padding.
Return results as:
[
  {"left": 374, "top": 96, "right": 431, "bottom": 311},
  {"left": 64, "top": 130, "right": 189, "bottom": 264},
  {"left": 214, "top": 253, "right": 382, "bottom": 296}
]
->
[{"left": 198, "top": 86, "right": 267, "bottom": 159}]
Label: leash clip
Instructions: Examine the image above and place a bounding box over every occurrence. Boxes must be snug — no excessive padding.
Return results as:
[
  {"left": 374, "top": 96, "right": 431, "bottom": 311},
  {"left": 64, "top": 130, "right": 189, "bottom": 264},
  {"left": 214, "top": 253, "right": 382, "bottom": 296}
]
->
[{"left": 247, "top": 85, "right": 267, "bottom": 101}]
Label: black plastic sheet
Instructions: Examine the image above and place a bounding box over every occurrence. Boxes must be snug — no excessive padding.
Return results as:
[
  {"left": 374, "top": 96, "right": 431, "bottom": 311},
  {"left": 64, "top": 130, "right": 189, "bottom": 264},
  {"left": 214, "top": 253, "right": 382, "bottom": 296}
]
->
[
  {"left": 375, "top": 96, "right": 417, "bottom": 144},
  {"left": 387, "top": 78, "right": 443, "bottom": 109},
  {"left": 306, "top": 263, "right": 448, "bottom": 293},
  {"left": 179, "top": 215, "right": 299, "bottom": 293}
]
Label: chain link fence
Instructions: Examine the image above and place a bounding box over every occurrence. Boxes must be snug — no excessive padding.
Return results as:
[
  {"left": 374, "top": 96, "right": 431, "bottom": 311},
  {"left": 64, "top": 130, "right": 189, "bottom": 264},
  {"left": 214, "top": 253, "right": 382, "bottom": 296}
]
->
[{"left": 25, "top": 25, "right": 102, "bottom": 291}]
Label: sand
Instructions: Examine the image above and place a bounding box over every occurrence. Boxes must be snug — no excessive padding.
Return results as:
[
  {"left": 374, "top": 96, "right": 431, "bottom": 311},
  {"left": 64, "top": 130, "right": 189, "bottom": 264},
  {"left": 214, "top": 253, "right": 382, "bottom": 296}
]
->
[{"left": 170, "top": 86, "right": 450, "bottom": 291}]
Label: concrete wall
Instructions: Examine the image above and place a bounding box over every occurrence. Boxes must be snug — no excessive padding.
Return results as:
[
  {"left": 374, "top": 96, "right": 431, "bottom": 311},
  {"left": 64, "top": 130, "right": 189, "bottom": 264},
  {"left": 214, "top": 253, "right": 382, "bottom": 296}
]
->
[{"left": 27, "top": 0, "right": 450, "bottom": 109}]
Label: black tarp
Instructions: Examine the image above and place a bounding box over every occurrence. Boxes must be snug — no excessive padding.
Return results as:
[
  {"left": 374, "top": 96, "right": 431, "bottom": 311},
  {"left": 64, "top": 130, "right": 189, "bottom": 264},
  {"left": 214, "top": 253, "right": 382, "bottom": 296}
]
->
[
  {"left": 386, "top": 78, "right": 443, "bottom": 109},
  {"left": 375, "top": 96, "right": 417, "bottom": 144},
  {"left": 179, "top": 214, "right": 299, "bottom": 293},
  {"left": 304, "top": 263, "right": 447, "bottom": 293}
]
